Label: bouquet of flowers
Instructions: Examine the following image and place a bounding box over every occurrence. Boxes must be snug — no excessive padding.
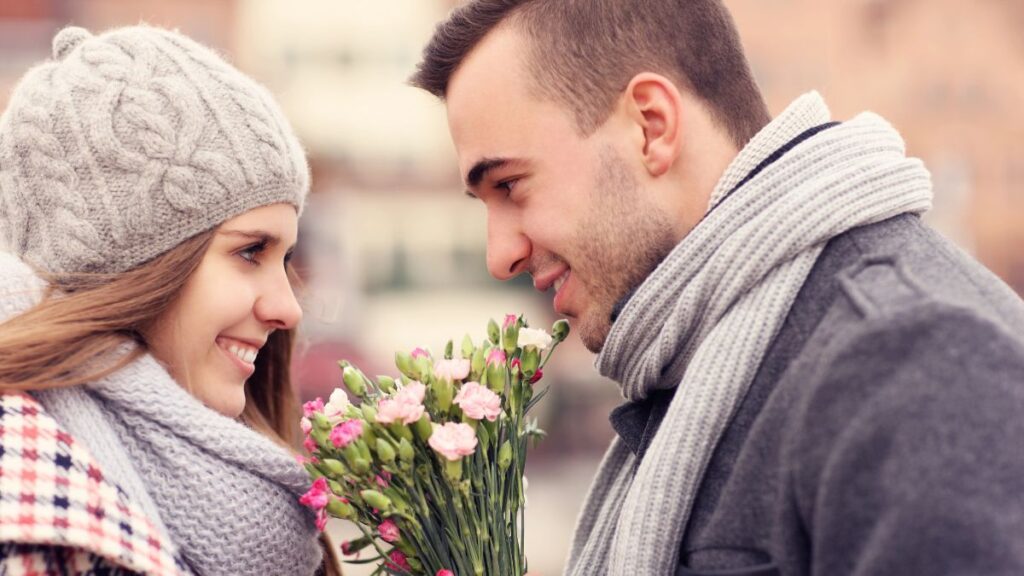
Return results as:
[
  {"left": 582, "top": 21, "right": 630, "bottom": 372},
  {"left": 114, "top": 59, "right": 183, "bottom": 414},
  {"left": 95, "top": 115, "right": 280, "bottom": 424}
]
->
[{"left": 299, "top": 314, "right": 570, "bottom": 575}]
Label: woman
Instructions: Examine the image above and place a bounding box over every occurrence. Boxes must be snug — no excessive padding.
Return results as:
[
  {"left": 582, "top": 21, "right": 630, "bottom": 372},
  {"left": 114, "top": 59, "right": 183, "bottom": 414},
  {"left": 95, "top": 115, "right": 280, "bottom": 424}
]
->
[{"left": 0, "top": 25, "right": 337, "bottom": 575}]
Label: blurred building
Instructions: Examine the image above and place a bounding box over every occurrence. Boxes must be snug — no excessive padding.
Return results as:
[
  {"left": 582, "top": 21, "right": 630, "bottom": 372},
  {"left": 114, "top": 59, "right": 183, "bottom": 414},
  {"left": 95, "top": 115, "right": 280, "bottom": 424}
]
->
[{"left": 731, "top": 0, "right": 1024, "bottom": 287}]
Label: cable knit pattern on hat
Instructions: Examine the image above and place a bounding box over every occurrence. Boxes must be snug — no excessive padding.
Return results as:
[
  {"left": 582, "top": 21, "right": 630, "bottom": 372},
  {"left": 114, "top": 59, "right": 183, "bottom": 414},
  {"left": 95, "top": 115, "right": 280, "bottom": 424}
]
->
[{"left": 0, "top": 25, "right": 308, "bottom": 275}]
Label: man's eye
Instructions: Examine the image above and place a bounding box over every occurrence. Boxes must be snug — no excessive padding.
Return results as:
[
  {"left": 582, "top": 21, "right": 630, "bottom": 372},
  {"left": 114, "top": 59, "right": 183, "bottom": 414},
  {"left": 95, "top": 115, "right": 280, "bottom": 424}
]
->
[{"left": 496, "top": 179, "right": 518, "bottom": 194}]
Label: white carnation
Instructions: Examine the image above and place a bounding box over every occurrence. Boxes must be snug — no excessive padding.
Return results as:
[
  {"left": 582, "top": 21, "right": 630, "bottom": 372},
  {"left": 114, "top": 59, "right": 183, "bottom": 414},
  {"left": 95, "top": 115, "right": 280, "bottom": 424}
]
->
[
  {"left": 324, "top": 387, "right": 350, "bottom": 423},
  {"left": 518, "top": 327, "right": 553, "bottom": 350}
]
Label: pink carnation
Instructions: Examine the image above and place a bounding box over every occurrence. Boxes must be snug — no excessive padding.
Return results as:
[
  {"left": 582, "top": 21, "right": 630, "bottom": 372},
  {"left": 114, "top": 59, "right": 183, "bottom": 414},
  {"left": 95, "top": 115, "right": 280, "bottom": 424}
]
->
[
  {"left": 434, "top": 358, "right": 471, "bottom": 382},
  {"left": 330, "top": 419, "right": 363, "bottom": 448},
  {"left": 411, "top": 347, "right": 430, "bottom": 360},
  {"left": 436, "top": 571, "right": 455, "bottom": 576},
  {"left": 486, "top": 348, "right": 506, "bottom": 366},
  {"left": 387, "top": 550, "right": 412, "bottom": 572},
  {"left": 302, "top": 397, "right": 324, "bottom": 418},
  {"left": 300, "top": 417, "right": 312, "bottom": 435},
  {"left": 376, "top": 471, "right": 392, "bottom": 488},
  {"left": 454, "top": 382, "right": 502, "bottom": 421},
  {"left": 340, "top": 540, "right": 358, "bottom": 557},
  {"left": 303, "top": 436, "right": 316, "bottom": 453},
  {"left": 503, "top": 314, "right": 518, "bottom": 329},
  {"left": 378, "top": 519, "right": 400, "bottom": 543},
  {"left": 376, "top": 382, "right": 426, "bottom": 425},
  {"left": 299, "top": 477, "right": 330, "bottom": 511},
  {"left": 294, "top": 454, "right": 317, "bottom": 466},
  {"left": 428, "top": 422, "right": 478, "bottom": 461}
]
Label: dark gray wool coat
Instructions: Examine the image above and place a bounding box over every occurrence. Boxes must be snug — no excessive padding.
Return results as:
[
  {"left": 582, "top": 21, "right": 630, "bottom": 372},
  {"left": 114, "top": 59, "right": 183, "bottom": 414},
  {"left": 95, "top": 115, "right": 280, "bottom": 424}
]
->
[{"left": 612, "top": 213, "right": 1024, "bottom": 575}]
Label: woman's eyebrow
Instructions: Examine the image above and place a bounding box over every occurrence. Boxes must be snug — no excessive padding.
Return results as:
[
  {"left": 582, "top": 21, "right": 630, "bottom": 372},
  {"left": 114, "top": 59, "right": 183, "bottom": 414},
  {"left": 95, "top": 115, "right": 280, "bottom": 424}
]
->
[{"left": 218, "top": 229, "right": 283, "bottom": 247}]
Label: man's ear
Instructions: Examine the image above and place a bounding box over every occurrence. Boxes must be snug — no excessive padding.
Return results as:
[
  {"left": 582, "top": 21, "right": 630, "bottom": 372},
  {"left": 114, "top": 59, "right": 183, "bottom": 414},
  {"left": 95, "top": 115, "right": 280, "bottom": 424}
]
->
[{"left": 622, "top": 73, "right": 684, "bottom": 177}]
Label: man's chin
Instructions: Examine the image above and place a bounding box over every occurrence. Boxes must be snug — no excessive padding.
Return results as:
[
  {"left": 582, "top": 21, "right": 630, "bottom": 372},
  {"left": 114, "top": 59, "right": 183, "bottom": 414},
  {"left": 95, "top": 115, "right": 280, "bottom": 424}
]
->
[{"left": 575, "top": 313, "right": 611, "bottom": 354}]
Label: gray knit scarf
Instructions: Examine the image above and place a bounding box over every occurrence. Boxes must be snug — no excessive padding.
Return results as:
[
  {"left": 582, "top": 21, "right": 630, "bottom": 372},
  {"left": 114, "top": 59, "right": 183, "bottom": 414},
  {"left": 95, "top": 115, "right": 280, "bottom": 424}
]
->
[
  {"left": 0, "top": 253, "right": 322, "bottom": 576},
  {"left": 565, "top": 93, "right": 934, "bottom": 575}
]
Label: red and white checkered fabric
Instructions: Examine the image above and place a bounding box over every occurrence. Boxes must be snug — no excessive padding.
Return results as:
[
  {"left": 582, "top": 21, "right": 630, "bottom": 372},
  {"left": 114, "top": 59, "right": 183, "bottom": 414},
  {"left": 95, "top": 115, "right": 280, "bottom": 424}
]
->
[{"left": 0, "top": 392, "right": 185, "bottom": 575}]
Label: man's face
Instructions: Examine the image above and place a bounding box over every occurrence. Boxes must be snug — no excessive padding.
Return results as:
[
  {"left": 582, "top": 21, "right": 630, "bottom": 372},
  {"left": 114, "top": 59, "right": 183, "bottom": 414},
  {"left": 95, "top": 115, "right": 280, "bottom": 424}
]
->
[{"left": 446, "top": 27, "right": 677, "bottom": 352}]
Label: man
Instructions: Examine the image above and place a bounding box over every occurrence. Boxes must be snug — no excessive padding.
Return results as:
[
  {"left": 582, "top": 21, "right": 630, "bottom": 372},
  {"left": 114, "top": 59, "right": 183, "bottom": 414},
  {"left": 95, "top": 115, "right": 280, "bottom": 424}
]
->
[{"left": 411, "top": 1, "right": 1024, "bottom": 574}]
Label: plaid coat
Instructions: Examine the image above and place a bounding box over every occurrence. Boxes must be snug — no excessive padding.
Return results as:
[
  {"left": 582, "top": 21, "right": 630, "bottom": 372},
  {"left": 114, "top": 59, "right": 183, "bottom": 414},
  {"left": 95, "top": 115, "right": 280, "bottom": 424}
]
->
[{"left": 0, "top": 392, "right": 186, "bottom": 576}]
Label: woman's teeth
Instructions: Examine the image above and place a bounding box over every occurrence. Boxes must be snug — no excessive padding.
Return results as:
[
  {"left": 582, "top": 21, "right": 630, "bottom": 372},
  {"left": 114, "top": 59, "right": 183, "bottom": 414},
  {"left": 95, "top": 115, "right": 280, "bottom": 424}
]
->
[{"left": 229, "top": 345, "right": 258, "bottom": 364}]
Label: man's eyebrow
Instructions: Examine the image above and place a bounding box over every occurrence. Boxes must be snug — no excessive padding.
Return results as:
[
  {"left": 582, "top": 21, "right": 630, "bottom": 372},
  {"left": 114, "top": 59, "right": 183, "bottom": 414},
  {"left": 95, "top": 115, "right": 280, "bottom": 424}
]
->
[{"left": 464, "top": 157, "right": 521, "bottom": 198}]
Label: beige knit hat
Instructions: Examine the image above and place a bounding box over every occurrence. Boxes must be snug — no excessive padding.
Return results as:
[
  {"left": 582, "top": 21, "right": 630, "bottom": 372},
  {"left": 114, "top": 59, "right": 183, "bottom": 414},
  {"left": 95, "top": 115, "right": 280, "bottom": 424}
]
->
[{"left": 0, "top": 25, "right": 309, "bottom": 274}]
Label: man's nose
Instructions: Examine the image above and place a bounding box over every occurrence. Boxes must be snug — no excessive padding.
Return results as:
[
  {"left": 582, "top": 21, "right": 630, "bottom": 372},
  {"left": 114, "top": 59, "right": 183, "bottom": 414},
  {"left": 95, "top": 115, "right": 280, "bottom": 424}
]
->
[{"left": 486, "top": 209, "right": 530, "bottom": 281}]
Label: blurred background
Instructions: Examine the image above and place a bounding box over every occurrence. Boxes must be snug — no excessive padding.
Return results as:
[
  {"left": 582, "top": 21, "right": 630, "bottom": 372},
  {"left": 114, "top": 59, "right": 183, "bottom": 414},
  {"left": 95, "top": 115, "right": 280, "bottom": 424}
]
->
[{"left": 2, "top": 0, "right": 1022, "bottom": 573}]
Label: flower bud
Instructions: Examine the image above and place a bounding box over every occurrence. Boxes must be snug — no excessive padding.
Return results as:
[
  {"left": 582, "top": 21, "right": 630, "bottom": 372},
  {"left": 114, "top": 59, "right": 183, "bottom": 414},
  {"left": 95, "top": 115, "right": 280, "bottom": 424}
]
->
[
  {"left": 322, "top": 458, "right": 347, "bottom": 476},
  {"left": 343, "top": 444, "right": 361, "bottom": 467},
  {"left": 461, "top": 334, "right": 475, "bottom": 360},
  {"left": 361, "top": 404, "right": 377, "bottom": 422},
  {"left": 552, "top": 319, "right": 570, "bottom": 343},
  {"left": 389, "top": 422, "right": 414, "bottom": 442},
  {"left": 520, "top": 346, "right": 540, "bottom": 378},
  {"left": 444, "top": 339, "right": 454, "bottom": 360},
  {"left": 356, "top": 439, "right": 372, "bottom": 462},
  {"left": 395, "top": 351, "right": 416, "bottom": 380},
  {"left": 413, "top": 414, "right": 433, "bottom": 443},
  {"left": 384, "top": 487, "right": 412, "bottom": 515},
  {"left": 353, "top": 458, "right": 370, "bottom": 474},
  {"left": 487, "top": 318, "right": 500, "bottom": 344},
  {"left": 360, "top": 489, "right": 392, "bottom": 511},
  {"left": 342, "top": 366, "right": 366, "bottom": 397},
  {"left": 471, "top": 345, "right": 486, "bottom": 377},
  {"left": 376, "top": 375, "right": 396, "bottom": 394},
  {"left": 376, "top": 439, "right": 396, "bottom": 464},
  {"left": 433, "top": 378, "right": 453, "bottom": 413},
  {"left": 308, "top": 429, "right": 327, "bottom": 453},
  {"left": 498, "top": 440, "right": 512, "bottom": 471},
  {"left": 306, "top": 415, "right": 328, "bottom": 437},
  {"left": 398, "top": 437, "right": 415, "bottom": 464},
  {"left": 414, "top": 356, "right": 433, "bottom": 382},
  {"left": 502, "top": 322, "right": 519, "bottom": 355},
  {"left": 328, "top": 479, "right": 345, "bottom": 495},
  {"left": 326, "top": 497, "right": 354, "bottom": 519}
]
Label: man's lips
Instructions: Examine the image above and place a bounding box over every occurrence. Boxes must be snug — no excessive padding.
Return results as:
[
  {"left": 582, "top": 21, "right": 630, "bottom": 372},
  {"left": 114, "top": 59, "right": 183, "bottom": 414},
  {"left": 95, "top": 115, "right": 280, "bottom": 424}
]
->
[
  {"left": 532, "top": 264, "right": 569, "bottom": 292},
  {"left": 533, "top": 265, "right": 573, "bottom": 315}
]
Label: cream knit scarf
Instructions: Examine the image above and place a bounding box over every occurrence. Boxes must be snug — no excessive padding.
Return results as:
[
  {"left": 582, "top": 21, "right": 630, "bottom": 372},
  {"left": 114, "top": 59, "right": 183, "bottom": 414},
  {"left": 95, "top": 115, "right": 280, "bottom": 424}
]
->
[{"left": 565, "top": 93, "right": 933, "bottom": 575}]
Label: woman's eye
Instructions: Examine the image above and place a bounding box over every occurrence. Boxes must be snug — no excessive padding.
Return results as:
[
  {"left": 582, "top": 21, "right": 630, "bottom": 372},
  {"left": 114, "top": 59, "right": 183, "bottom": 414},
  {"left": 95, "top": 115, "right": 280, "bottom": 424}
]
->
[{"left": 238, "top": 241, "right": 267, "bottom": 265}]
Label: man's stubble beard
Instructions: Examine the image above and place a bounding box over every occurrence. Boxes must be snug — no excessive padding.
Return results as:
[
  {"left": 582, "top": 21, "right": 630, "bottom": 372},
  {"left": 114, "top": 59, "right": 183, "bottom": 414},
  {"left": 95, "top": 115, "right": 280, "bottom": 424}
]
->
[{"left": 572, "top": 147, "right": 678, "bottom": 353}]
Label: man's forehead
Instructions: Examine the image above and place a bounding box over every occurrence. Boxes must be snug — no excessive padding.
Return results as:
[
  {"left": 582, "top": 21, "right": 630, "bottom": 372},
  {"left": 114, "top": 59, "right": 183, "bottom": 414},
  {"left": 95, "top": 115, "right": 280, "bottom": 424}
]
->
[{"left": 445, "top": 32, "right": 531, "bottom": 182}]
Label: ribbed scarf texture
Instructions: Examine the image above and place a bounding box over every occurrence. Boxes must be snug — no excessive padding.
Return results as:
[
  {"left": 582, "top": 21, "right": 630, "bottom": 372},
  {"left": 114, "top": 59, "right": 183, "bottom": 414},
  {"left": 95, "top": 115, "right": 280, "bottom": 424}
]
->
[
  {"left": 0, "top": 253, "right": 322, "bottom": 576},
  {"left": 565, "top": 93, "right": 934, "bottom": 575}
]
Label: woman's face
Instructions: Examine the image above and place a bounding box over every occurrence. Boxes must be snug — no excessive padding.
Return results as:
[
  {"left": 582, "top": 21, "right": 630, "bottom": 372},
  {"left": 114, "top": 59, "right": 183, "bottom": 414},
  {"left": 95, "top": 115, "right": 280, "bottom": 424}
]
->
[{"left": 145, "top": 203, "right": 303, "bottom": 417}]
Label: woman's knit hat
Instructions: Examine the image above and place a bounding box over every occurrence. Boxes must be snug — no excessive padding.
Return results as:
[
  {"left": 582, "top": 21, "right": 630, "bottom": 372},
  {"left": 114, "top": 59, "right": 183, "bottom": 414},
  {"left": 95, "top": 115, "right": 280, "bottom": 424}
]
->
[{"left": 0, "top": 25, "right": 309, "bottom": 274}]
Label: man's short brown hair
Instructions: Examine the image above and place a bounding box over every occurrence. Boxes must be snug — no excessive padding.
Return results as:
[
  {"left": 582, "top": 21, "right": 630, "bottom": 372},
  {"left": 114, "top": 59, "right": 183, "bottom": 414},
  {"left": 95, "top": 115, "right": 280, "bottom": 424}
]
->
[{"left": 411, "top": 0, "right": 771, "bottom": 148}]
